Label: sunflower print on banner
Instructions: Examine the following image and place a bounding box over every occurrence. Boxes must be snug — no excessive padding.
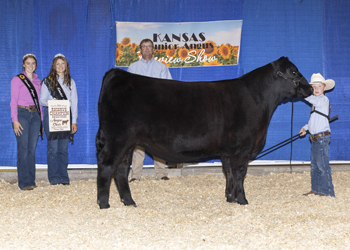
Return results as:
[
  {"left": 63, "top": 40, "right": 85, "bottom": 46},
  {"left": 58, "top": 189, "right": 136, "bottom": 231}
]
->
[{"left": 115, "top": 37, "right": 239, "bottom": 68}]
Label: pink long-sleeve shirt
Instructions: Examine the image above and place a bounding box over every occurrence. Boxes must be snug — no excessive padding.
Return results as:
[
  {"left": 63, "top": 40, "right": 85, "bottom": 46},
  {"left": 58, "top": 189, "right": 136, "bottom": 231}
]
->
[{"left": 10, "top": 71, "right": 42, "bottom": 122}]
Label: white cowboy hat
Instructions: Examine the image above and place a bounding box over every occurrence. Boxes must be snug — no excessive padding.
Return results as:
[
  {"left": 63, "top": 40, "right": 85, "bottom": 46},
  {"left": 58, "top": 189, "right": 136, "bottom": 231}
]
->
[{"left": 309, "top": 73, "right": 335, "bottom": 91}]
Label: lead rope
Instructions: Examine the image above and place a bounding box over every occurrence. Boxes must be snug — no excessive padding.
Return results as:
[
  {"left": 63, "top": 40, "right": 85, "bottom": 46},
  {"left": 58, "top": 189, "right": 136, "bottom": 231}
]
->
[{"left": 290, "top": 99, "right": 294, "bottom": 173}]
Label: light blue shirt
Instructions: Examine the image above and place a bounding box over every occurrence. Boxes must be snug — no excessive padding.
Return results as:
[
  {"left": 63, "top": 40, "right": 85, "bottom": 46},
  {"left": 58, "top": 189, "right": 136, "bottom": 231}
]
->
[
  {"left": 127, "top": 58, "right": 172, "bottom": 80},
  {"left": 40, "top": 76, "right": 78, "bottom": 124},
  {"left": 303, "top": 94, "right": 330, "bottom": 135}
]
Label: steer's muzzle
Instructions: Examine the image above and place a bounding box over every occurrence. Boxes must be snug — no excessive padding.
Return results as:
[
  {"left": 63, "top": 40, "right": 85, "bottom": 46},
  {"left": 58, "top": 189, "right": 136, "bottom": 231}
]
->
[{"left": 297, "top": 76, "right": 313, "bottom": 98}]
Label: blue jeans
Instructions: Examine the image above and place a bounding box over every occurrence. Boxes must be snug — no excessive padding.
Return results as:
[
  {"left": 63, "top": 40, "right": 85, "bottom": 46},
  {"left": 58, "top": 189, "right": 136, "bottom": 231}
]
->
[
  {"left": 16, "top": 107, "right": 41, "bottom": 189},
  {"left": 310, "top": 133, "right": 335, "bottom": 196},
  {"left": 44, "top": 107, "right": 70, "bottom": 185}
]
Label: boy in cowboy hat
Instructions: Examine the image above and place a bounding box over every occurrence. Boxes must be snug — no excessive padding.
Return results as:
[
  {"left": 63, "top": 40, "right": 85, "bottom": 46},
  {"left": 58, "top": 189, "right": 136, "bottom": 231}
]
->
[{"left": 299, "top": 73, "right": 335, "bottom": 197}]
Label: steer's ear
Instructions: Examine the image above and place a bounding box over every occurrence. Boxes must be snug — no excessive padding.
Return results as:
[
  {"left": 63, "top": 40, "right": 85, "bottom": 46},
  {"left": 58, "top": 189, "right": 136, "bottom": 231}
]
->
[
  {"left": 278, "top": 56, "right": 289, "bottom": 62},
  {"left": 272, "top": 57, "right": 291, "bottom": 73},
  {"left": 276, "top": 57, "right": 291, "bottom": 71}
]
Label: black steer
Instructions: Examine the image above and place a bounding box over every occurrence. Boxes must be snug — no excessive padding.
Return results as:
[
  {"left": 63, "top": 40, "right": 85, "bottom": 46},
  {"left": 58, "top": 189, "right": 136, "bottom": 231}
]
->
[{"left": 96, "top": 56, "right": 313, "bottom": 209}]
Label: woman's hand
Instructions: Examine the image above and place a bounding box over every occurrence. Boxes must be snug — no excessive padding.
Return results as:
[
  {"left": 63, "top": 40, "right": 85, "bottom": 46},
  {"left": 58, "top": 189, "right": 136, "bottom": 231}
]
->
[
  {"left": 13, "top": 121, "right": 23, "bottom": 136},
  {"left": 71, "top": 123, "right": 77, "bottom": 134}
]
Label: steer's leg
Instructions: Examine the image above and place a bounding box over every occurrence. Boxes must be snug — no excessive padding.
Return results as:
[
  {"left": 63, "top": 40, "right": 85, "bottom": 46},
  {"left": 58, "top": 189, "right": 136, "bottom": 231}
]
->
[
  {"left": 97, "top": 147, "right": 114, "bottom": 209},
  {"left": 221, "top": 156, "right": 235, "bottom": 203},
  {"left": 113, "top": 147, "right": 136, "bottom": 207},
  {"left": 232, "top": 161, "right": 248, "bottom": 205}
]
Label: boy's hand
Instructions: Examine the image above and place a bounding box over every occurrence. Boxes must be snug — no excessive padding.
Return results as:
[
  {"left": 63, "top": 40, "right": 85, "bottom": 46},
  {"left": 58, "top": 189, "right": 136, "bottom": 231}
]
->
[{"left": 299, "top": 128, "right": 307, "bottom": 136}]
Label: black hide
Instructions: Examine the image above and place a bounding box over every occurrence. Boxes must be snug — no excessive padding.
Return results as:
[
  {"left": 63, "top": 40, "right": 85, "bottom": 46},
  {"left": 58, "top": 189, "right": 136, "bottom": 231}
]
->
[{"left": 96, "top": 56, "right": 313, "bottom": 209}]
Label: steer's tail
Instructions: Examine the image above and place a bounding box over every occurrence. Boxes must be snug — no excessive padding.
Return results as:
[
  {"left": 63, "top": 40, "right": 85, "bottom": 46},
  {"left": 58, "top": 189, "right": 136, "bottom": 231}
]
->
[
  {"left": 95, "top": 127, "right": 105, "bottom": 160},
  {"left": 96, "top": 69, "right": 119, "bottom": 160}
]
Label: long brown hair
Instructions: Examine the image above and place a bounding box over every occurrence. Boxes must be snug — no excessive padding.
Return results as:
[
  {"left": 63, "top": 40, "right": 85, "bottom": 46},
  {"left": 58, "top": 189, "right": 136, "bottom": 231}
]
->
[{"left": 48, "top": 55, "right": 72, "bottom": 90}]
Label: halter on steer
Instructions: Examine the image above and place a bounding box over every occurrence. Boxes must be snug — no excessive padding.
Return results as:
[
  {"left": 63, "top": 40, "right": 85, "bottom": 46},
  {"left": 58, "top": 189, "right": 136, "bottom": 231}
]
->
[{"left": 270, "top": 62, "right": 306, "bottom": 87}]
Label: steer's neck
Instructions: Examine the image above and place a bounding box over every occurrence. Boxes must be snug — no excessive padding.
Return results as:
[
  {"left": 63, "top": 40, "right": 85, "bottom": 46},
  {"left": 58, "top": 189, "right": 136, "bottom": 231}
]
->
[{"left": 243, "top": 64, "right": 285, "bottom": 110}]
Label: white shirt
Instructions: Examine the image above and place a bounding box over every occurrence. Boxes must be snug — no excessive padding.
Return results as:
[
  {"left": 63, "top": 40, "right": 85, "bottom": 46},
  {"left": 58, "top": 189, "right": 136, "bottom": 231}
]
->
[
  {"left": 303, "top": 94, "right": 330, "bottom": 135},
  {"left": 127, "top": 58, "right": 172, "bottom": 80},
  {"left": 40, "top": 76, "right": 78, "bottom": 124}
]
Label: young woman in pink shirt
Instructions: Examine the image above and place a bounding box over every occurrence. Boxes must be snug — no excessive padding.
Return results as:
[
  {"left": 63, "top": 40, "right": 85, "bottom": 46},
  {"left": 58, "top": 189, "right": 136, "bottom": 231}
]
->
[{"left": 10, "top": 54, "right": 42, "bottom": 190}]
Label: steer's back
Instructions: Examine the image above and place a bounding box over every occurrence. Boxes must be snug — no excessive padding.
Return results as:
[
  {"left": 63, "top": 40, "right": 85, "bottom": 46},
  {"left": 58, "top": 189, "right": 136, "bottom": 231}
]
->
[
  {"left": 100, "top": 69, "right": 249, "bottom": 130},
  {"left": 99, "top": 69, "right": 259, "bottom": 162}
]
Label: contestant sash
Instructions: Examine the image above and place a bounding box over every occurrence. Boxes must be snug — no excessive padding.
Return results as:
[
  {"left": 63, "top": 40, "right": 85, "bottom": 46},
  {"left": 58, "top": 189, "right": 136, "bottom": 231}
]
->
[{"left": 17, "top": 73, "right": 43, "bottom": 140}]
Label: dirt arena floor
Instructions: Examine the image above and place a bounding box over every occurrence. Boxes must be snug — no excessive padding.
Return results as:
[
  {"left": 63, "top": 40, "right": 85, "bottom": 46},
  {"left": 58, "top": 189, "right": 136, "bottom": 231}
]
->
[{"left": 0, "top": 172, "right": 349, "bottom": 249}]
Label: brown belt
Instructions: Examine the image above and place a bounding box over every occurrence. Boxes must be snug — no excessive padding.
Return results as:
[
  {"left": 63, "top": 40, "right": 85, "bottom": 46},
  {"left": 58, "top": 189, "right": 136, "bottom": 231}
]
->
[
  {"left": 18, "top": 105, "right": 37, "bottom": 112},
  {"left": 310, "top": 132, "right": 330, "bottom": 141}
]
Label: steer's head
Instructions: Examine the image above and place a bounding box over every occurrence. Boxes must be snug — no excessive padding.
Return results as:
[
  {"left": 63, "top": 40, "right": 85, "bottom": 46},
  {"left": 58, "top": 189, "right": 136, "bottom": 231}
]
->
[{"left": 271, "top": 57, "right": 313, "bottom": 98}]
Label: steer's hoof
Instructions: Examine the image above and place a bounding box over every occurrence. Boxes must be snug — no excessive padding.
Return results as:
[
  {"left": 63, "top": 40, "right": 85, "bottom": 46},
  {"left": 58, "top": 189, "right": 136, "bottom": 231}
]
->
[
  {"left": 226, "top": 195, "right": 236, "bottom": 203},
  {"left": 99, "top": 203, "right": 110, "bottom": 209},
  {"left": 125, "top": 203, "right": 137, "bottom": 207},
  {"left": 121, "top": 198, "right": 137, "bottom": 207},
  {"left": 237, "top": 198, "right": 248, "bottom": 205}
]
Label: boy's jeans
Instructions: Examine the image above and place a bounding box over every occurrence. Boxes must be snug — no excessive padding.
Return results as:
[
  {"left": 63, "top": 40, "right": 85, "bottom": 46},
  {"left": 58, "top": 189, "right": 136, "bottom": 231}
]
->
[{"left": 310, "top": 134, "right": 335, "bottom": 196}]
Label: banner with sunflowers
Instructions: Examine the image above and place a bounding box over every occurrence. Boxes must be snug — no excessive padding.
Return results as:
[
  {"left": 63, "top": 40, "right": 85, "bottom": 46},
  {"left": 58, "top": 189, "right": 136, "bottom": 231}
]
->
[{"left": 116, "top": 20, "right": 242, "bottom": 67}]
